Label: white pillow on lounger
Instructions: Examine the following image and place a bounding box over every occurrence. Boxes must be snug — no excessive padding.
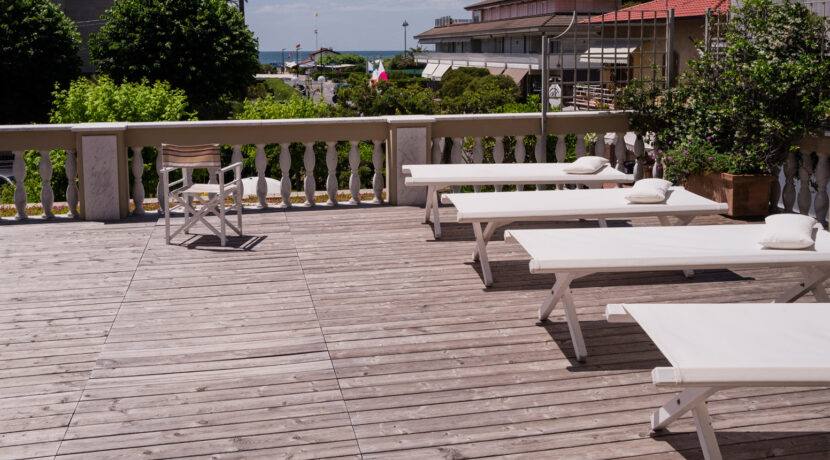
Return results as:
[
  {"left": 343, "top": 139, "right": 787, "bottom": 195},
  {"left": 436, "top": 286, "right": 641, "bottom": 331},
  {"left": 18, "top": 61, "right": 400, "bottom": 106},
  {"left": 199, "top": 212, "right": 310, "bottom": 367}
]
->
[
  {"left": 759, "top": 213, "right": 817, "bottom": 249},
  {"left": 563, "top": 156, "right": 609, "bottom": 174},
  {"left": 624, "top": 179, "right": 672, "bottom": 204}
]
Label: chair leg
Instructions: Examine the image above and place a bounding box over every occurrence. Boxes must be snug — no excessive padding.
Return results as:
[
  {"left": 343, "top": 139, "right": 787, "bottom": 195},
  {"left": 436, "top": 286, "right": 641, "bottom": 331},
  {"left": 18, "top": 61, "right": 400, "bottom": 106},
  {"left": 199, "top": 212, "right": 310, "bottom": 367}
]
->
[
  {"left": 219, "top": 194, "right": 227, "bottom": 247},
  {"left": 164, "top": 194, "right": 171, "bottom": 244},
  {"left": 237, "top": 188, "right": 243, "bottom": 235}
]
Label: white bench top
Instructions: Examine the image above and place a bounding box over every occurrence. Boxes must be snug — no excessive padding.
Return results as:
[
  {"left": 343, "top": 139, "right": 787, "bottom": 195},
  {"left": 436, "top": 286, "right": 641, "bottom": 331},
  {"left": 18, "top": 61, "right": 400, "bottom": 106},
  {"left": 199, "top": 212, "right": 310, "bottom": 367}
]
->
[
  {"left": 445, "top": 187, "right": 728, "bottom": 222},
  {"left": 607, "top": 303, "right": 830, "bottom": 386},
  {"left": 504, "top": 224, "right": 830, "bottom": 273},
  {"left": 403, "top": 163, "right": 633, "bottom": 187}
]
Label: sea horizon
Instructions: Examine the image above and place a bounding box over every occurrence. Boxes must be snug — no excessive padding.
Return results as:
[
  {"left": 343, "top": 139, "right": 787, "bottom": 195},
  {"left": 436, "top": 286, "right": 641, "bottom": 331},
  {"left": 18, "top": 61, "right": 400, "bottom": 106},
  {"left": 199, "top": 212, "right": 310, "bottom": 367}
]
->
[{"left": 259, "top": 50, "right": 404, "bottom": 65}]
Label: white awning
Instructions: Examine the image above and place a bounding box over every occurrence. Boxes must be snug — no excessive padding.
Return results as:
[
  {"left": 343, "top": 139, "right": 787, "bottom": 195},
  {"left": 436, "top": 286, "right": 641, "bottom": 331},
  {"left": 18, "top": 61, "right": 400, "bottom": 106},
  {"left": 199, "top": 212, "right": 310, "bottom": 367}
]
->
[
  {"left": 431, "top": 63, "right": 452, "bottom": 80},
  {"left": 579, "top": 45, "right": 639, "bottom": 65},
  {"left": 421, "top": 62, "right": 438, "bottom": 78}
]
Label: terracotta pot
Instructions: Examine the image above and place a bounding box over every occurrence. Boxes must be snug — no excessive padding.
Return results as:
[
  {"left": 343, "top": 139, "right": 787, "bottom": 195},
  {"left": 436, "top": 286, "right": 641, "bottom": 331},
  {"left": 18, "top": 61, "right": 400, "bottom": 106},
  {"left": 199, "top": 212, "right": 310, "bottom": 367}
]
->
[{"left": 686, "top": 172, "right": 774, "bottom": 217}]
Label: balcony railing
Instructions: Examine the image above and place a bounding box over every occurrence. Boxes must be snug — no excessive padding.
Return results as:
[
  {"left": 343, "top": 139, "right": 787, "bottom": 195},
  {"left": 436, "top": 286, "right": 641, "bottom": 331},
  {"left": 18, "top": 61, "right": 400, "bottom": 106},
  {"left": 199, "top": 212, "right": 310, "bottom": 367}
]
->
[{"left": 0, "top": 114, "right": 828, "bottom": 224}]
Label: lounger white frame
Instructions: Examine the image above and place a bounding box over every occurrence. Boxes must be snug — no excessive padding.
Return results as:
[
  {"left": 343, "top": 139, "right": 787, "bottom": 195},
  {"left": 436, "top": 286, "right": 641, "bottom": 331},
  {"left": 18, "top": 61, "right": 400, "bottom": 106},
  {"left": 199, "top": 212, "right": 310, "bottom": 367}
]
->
[
  {"left": 605, "top": 302, "right": 830, "bottom": 460},
  {"left": 504, "top": 224, "right": 830, "bottom": 362},
  {"left": 444, "top": 187, "right": 728, "bottom": 286},
  {"left": 403, "top": 163, "right": 634, "bottom": 238}
]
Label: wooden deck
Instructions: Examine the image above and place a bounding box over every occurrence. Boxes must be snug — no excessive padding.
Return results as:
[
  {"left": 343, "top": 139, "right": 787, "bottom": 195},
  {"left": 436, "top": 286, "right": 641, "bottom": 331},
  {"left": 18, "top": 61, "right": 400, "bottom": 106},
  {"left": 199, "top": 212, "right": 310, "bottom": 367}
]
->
[{"left": 1, "top": 204, "right": 829, "bottom": 459}]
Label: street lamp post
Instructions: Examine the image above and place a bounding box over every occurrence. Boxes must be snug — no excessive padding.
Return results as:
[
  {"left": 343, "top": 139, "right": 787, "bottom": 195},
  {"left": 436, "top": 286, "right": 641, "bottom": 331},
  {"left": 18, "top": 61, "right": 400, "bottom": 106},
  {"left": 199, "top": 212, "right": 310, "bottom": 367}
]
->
[
  {"left": 281, "top": 48, "right": 286, "bottom": 72},
  {"left": 402, "top": 20, "right": 409, "bottom": 57}
]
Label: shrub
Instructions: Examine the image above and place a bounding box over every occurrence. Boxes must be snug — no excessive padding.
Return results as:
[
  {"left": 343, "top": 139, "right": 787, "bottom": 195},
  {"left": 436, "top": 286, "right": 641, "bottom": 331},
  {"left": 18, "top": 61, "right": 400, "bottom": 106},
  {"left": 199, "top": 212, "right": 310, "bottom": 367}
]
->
[
  {"left": 50, "top": 76, "right": 194, "bottom": 123},
  {"left": 89, "top": 0, "right": 259, "bottom": 119},
  {"left": 657, "top": 0, "right": 830, "bottom": 175},
  {"left": 0, "top": 0, "right": 81, "bottom": 124}
]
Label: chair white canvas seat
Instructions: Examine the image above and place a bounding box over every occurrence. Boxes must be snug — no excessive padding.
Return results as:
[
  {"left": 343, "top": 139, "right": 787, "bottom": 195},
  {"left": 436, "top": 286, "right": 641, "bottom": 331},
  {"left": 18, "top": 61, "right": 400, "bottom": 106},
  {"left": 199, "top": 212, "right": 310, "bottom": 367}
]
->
[
  {"left": 503, "top": 224, "right": 830, "bottom": 361},
  {"left": 161, "top": 144, "right": 243, "bottom": 246},
  {"left": 605, "top": 302, "right": 830, "bottom": 460},
  {"left": 403, "top": 163, "right": 634, "bottom": 238},
  {"left": 443, "top": 187, "right": 727, "bottom": 286}
]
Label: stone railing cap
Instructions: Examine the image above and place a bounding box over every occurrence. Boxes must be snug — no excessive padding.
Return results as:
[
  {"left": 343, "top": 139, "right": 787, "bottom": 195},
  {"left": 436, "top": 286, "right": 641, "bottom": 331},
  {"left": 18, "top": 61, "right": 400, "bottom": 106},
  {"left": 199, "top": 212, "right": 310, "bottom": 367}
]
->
[{"left": 71, "top": 122, "right": 128, "bottom": 132}]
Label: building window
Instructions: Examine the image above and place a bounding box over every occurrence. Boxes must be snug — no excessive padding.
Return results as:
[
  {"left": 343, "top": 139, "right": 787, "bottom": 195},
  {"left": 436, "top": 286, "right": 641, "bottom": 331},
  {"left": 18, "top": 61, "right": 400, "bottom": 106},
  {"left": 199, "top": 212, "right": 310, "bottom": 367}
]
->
[{"left": 473, "top": 11, "right": 481, "bottom": 22}]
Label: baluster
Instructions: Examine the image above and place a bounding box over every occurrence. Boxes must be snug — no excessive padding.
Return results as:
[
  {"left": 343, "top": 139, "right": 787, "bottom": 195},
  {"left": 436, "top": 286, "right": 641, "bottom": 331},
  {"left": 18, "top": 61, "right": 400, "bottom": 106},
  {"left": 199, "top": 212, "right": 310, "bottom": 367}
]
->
[
  {"left": 535, "top": 135, "right": 545, "bottom": 191},
  {"left": 451, "top": 137, "right": 463, "bottom": 194},
  {"left": 614, "top": 132, "right": 627, "bottom": 172},
  {"left": 769, "top": 164, "right": 781, "bottom": 212},
  {"left": 782, "top": 150, "right": 798, "bottom": 212},
  {"left": 516, "top": 136, "right": 526, "bottom": 191},
  {"left": 303, "top": 142, "right": 316, "bottom": 206},
  {"left": 232, "top": 144, "right": 244, "bottom": 200},
  {"left": 814, "top": 153, "right": 829, "bottom": 225},
  {"left": 131, "top": 146, "right": 145, "bottom": 215},
  {"left": 431, "top": 137, "right": 443, "bottom": 164},
  {"left": 348, "top": 140, "right": 361, "bottom": 205},
  {"left": 633, "top": 135, "right": 645, "bottom": 181},
  {"left": 325, "top": 141, "right": 338, "bottom": 206},
  {"left": 493, "top": 137, "right": 504, "bottom": 192},
  {"left": 39, "top": 150, "right": 54, "bottom": 219},
  {"left": 12, "top": 151, "right": 26, "bottom": 220},
  {"left": 278, "top": 142, "right": 292, "bottom": 208},
  {"left": 797, "top": 150, "right": 814, "bottom": 215},
  {"left": 372, "top": 140, "right": 384, "bottom": 204},
  {"left": 65, "top": 149, "right": 79, "bottom": 218},
  {"left": 472, "top": 137, "right": 484, "bottom": 193},
  {"left": 594, "top": 133, "right": 607, "bottom": 158},
  {"left": 156, "top": 146, "right": 165, "bottom": 214},
  {"left": 575, "top": 134, "right": 587, "bottom": 158},
  {"left": 554, "top": 135, "right": 567, "bottom": 191},
  {"left": 254, "top": 143, "right": 267, "bottom": 208},
  {"left": 652, "top": 142, "right": 663, "bottom": 179}
]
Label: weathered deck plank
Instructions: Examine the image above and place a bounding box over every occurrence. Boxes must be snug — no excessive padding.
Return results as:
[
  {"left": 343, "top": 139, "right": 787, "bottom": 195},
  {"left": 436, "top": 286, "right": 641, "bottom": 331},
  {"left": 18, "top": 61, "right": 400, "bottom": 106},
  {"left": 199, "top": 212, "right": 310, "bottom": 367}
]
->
[{"left": 0, "top": 204, "right": 827, "bottom": 459}]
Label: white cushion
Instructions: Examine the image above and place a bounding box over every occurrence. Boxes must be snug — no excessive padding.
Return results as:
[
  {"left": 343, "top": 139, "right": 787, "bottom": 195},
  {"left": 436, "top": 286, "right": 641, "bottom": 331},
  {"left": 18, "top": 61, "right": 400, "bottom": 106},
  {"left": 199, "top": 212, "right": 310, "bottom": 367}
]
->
[
  {"left": 563, "top": 156, "right": 609, "bottom": 174},
  {"left": 624, "top": 178, "right": 673, "bottom": 204},
  {"left": 759, "top": 213, "right": 817, "bottom": 249}
]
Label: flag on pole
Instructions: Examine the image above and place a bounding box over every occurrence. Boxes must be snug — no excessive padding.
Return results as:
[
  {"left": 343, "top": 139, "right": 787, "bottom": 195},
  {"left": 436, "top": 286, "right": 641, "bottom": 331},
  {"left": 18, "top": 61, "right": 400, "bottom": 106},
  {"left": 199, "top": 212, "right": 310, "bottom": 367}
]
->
[{"left": 376, "top": 61, "right": 389, "bottom": 82}]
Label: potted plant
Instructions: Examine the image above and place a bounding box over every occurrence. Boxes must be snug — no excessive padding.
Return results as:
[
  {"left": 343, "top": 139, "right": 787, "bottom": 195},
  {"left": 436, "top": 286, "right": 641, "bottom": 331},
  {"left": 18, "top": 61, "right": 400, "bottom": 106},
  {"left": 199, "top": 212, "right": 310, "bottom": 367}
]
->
[
  {"left": 663, "top": 137, "right": 775, "bottom": 216},
  {"left": 632, "top": 0, "right": 830, "bottom": 216}
]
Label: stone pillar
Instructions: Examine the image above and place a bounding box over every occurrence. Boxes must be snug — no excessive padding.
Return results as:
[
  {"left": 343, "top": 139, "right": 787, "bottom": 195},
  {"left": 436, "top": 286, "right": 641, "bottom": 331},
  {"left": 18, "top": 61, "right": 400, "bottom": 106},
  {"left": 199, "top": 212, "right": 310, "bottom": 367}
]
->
[
  {"left": 72, "top": 123, "right": 129, "bottom": 220},
  {"left": 386, "top": 116, "right": 434, "bottom": 206}
]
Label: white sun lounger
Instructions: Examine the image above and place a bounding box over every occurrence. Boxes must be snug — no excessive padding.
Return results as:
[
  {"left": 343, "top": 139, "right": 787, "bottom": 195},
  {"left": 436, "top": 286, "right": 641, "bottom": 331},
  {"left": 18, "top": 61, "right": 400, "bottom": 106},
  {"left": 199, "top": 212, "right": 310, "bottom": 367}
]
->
[
  {"left": 605, "top": 302, "right": 830, "bottom": 460},
  {"left": 504, "top": 224, "right": 830, "bottom": 361},
  {"left": 403, "top": 163, "right": 634, "bottom": 238},
  {"left": 444, "top": 187, "right": 728, "bottom": 286}
]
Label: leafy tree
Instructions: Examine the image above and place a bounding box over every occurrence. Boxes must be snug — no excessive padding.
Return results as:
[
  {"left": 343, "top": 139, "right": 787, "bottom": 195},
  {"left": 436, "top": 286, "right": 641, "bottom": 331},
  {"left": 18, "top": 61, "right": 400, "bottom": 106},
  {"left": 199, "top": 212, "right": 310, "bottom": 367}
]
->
[
  {"left": 50, "top": 76, "right": 194, "bottom": 123},
  {"left": 89, "top": 0, "right": 259, "bottom": 119},
  {"left": 334, "top": 73, "right": 438, "bottom": 116},
  {"left": 235, "top": 95, "right": 331, "bottom": 120},
  {"left": 438, "top": 67, "right": 490, "bottom": 99},
  {"left": 318, "top": 53, "right": 366, "bottom": 66},
  {"left": 0, "top": 0, "right": 81, "bottom": 124},
  {"left": 443, "top": 73, "right": 520, "bottom": 114},
  {"left": 629, "top": 0, "right": 830, "bottom": 175}
]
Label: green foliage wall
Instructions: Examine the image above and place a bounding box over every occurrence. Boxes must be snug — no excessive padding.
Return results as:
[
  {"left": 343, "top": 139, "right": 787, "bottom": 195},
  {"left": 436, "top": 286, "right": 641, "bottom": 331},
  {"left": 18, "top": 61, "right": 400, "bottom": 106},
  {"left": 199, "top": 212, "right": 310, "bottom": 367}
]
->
[
  {"left": 0, "top": 0, "right": 81, "bottom": 124},
  {"left": 89, "top": 0, "right": 259, "bottom": 120}
]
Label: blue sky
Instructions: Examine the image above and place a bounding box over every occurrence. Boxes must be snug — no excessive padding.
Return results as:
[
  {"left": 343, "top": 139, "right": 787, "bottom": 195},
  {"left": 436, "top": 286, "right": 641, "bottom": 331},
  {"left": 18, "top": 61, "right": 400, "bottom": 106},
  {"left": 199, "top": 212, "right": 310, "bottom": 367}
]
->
[{"left": 246, "top": 0, "right": 469, "bottom": 51}]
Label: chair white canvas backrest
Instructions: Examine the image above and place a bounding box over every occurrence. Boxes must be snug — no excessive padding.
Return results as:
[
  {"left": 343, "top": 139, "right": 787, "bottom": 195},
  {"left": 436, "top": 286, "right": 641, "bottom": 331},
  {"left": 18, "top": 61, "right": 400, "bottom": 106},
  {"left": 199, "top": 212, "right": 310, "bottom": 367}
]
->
[{"left": 162, "top": 144, "right": 221, "bottom": 169}]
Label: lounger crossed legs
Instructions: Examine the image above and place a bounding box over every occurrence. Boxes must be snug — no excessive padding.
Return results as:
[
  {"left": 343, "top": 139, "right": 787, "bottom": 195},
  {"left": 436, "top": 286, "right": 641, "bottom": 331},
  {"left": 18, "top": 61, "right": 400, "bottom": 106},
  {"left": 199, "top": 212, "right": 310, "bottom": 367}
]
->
[
  {"left": 505, "top": 224, "right": 830, "bottom": 361},
  {"left": 606, "top": 302, "right": 830, "bottom": 460},
  {"left": 403, "top": 163, "right": 634, "bottom": 238},
  {"left": 444, "top": 187, "right": 728, "bottom": 286}
]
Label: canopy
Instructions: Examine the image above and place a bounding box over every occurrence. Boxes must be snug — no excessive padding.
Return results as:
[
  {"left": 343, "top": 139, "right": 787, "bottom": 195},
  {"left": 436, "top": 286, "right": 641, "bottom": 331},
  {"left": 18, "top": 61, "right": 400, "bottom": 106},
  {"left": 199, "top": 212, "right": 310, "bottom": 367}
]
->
[
  {"left": 431, "top": 63, "right": 452, "bottom": 80},
  {"left": 578, "top": 45, "right": 639, "bottom": 65},
  {"left": 421, "top": 62, "right": 438, "bottom": 79},
  {"left": 502, "top": 67, "right": 529, "bottom": 83}
]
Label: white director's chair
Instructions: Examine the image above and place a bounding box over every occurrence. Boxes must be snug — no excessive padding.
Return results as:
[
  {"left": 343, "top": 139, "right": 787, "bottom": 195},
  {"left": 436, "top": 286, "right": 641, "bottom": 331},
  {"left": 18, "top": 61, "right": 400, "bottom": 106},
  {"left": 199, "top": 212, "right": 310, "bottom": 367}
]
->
[{"left": 161, "top": 144, "right": 243, "bottom": 246}]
